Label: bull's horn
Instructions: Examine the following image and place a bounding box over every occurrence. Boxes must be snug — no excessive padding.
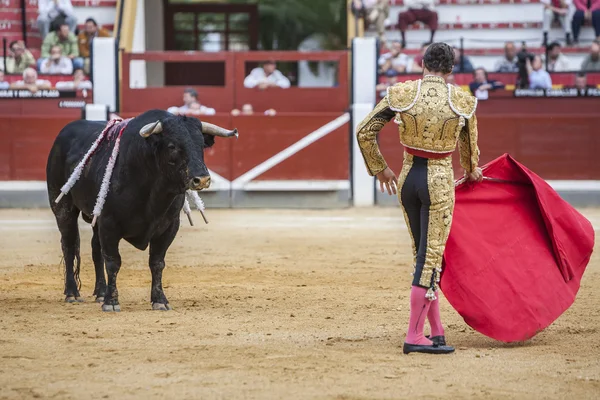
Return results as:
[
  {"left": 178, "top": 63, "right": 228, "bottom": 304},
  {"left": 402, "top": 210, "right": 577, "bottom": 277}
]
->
[
  {"left": 139, "top": 121, "right": 163, "bottom": 138},
  {"left": 202, "top": 122, "right": 239, "bottom": 138}
]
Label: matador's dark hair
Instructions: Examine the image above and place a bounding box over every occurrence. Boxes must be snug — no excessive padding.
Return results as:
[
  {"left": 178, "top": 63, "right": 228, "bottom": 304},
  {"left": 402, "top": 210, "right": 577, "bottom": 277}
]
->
[{"left": 423, "top": 42, "right": 454, "bottom": 74}]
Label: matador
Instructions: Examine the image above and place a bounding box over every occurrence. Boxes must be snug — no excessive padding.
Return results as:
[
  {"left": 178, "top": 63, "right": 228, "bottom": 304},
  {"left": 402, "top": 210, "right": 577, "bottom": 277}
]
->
[{"left": 356, "top": 42, "right": 483, "bottom": 355}]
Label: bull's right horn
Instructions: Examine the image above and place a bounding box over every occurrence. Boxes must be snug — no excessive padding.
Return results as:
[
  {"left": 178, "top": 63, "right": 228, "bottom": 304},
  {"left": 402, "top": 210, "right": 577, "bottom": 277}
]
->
[
  {"left": 202, "top": 122, "right": 239, "bottom": 138},
  {"left": 139, "top": 121, "right": 163, "bottom": 138}
]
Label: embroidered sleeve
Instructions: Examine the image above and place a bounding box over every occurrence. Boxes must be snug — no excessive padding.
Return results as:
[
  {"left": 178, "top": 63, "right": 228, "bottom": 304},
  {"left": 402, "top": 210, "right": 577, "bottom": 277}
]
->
[
  {"left": 356, "top": 96, "right": 395, "bottom": 176},
  {"left": 458, "top": 114, "right": 480, "bottom": 173}
]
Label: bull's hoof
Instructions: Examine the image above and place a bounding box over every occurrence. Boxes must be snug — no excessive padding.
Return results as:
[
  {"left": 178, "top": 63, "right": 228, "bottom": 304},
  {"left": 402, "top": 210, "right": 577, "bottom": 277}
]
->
[
  {"left": 65, "top": 296, "right": 84, "bottom": 303},
  {"left": 152, "top": 303, "right": 172, "bottom": 311},
  {"left": 102, "top": 304, "right": 121, "bottom": 312},
  {"left": 95, "top": 296, "right": 105, "bottom": 303}
]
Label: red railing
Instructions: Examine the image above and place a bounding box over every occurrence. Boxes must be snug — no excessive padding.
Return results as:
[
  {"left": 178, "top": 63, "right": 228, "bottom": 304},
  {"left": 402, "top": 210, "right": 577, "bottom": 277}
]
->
[{"left": 120, "top": 51, "right": 349, "bottom": 114}]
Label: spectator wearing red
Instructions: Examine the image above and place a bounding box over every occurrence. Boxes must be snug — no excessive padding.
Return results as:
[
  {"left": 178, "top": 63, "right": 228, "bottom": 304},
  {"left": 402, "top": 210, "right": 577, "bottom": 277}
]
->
[
  {"left": 10, "top": 68, "right": 52, "bottom": 93},
  {"left": 545, "top": 42, "right": 571, "bottom": 71},
  {"left": 410, "top": 42, "right": 431, "bottom": 73},
  {"left": 378, "top": 41, "right": 410, "bottom": 76},
  {"left": 397, "top": 0, "right": 438, "bottom": 48},
  {"left": 469, "top": 68, "right": 505, "bottom": 100},
  {"left": 40, "top": 45, "right": 73, "bottom": 75},
  {"left": 572, "top": 0, "right": 600, "bottom": 44},
  {"left": 541, "top": 0, "right": 574, "bottom": 45}
]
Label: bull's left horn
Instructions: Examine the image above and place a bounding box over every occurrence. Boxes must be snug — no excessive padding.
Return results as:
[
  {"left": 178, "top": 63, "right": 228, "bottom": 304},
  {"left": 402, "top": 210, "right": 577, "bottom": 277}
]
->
[
  {"left": 139, "top": 121, "right": 163, "bottom": 138},
  {"left": 202, "top": 122, "right": 239, "bottom": 138}
]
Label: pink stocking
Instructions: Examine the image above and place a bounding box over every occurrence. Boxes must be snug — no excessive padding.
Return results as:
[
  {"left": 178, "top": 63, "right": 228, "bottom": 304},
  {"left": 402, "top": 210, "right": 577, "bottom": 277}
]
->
[
  {"left": 405, "top": 286, "right": 433, "bottom": 345},
  {"left": 427, "top": 294, "right": 445, "bottom": 338}
]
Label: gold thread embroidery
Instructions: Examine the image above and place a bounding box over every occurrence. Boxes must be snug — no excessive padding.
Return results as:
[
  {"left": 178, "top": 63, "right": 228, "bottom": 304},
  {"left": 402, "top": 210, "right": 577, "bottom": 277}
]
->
[
  {"left": 418, "top": 157, "right": 455, "bottom": 290},
  {"left": 448, "top": 84, "right": 478, "bottom": 118},
  {"left": 388, "top": 80, "right": 420, "bottom": 111},
  {"left": 458, "top": 114, "right": 480, "bottom": 173},
  {"left": 356, "top": 97, "right": 394, "bottom": 176}
]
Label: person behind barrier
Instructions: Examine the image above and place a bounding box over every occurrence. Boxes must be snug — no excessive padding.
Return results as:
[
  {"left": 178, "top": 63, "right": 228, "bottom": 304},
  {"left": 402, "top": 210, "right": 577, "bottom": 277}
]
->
[
  {"left": 527, "top": 55, "right": 553, "bottom": 89},
  {"left": 5, "top": 41, "right": 36, "bottom": 74},
  {"left": 469, "top": 67, "right": 505, "bottom": 100},
  {"left": 378, "top": 41, "right": 410, "bottom": 76},
  {"left": 452, "top": 46, "right": 474, "bottom": 73},
  {"left": 168, "top": 87, "right": 216, "bottom": 116},
  {"left": 40, "top": 45, "right": 73, "bottom": 75},
  {"left": 409, "top": 42, "right": 431, "bottom": 73},
  {"left": 0, "top": 70, "right": 9, "bottom": 90},
  {"left": 39, "top": 23, "right": 83, "bottom": 71},
  {"left": 494, "top": 42, "right": 519, "bottom": 73},
  {"left": 37, "top": 0, "right": 77, "bottom": 39},
  {"left": 78, "top": 18, "right": 111, "bottom": 73},
  {"left": 356, "top": 42, "right": 482, "bottom": 355},
  {"left": 581, "top": 40, "right": 600, "bottom": 71},
  {"left": 55, "top": 68, "right": 93, "bottom": 90},
  {"left": 10, "top": 68, "right": 52, "bottom": 93},
  {"left": 243, "top": 59, "right": 291, "bottom": 89},
  {"left": 545, "top": 41, "right": 571, "bottom": 72}
]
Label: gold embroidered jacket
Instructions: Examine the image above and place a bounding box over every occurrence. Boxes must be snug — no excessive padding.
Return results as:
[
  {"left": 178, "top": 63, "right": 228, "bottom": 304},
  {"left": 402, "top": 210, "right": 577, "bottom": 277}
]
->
[{"left": 356, "top": 75, "right": 480, "bottom": 175}]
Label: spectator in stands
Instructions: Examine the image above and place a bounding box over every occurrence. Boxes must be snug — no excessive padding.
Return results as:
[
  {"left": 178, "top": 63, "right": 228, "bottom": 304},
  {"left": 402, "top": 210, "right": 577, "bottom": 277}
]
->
[
  {"left": 410, "top": 42, "right": 431, "bottom": 73},
  {"left": 37, "top": 0, "right": 77, "bottom": 39},
  {"left": 494, "top": 42, "right": 519, "bottom": 73},
  {"left": 40, "top": 45, "right": 73, "bottom": 75},
  {"left": 398, "top": 0, "right": 438, "bottom": 48},
  {"left": 378, "top": 41, "right": 410, "bottom": 76},
  {"left": 55, "top": 68, "right": 93, "bottom": 90},
  {"left": 5, "top": 41, "right": 36, "bottom": 74},
  {"left": 78, "top": 18, "right": 111, "bottom": 71},
  {"left": 541, "top": 0, "right": 574, "bottom": 45},
  {"left": 40, "top": 23, "right": 83, "bottom": 71},
  {"left": 546, "top": 42, "right": 571, "bottom": 71},
  {"left": 469, "top": 68, "right": 505, "bottom": 100},
  {"left": 452, "top": 47, "right": 474, "bottom": 73},
  {"left": 10, "top": 68, "right": 52, "bottom": 93},
  {"left": 168, "top": 87, "right": 216, "bottom": 116},
  {"left": 231, "top": 103, "right": 255, "bottom": 116},
  {"left": 581, "top": 40, "right": 600, "bottom": 71},
  {"left": 0, "top": 71, "right": 9, "bottom": 90},
  {"left": 573, "top": 71, "right": 593, "bottom": 92},
  {"left": 527, "top": 55, "right": 553, "bottom": 89},
  {"left": 572, "top": 0, "right": 600, "bottom": 44},
  {"left": 376, "top": 75, "right": 398, "bottom": 98},
  {"left": 244, "top": 60, "right": 291, "bottom": 89},
  {"left": 351, "top": 0, "right": 390, "bottom": 41}
]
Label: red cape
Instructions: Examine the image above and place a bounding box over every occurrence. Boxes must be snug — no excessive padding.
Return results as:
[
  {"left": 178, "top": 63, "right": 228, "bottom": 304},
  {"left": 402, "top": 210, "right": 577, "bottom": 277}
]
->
[{"left": 441, "top": 154, "right": 595, "bottom": 342}]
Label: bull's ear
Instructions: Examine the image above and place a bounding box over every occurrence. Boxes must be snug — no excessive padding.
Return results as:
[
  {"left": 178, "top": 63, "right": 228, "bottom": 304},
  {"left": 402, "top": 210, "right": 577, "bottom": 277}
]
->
[{"left": 203, "top": 133, "right": 215, "bottom": 148}]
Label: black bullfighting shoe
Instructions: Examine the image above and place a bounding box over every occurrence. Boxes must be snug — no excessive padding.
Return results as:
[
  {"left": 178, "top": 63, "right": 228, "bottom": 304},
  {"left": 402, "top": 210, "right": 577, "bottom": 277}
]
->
[
  {"left": 403, "top": 342, "right": 455, "bottom": 355},
  {"left": 425, "top": 335, "right": 447, "bottom": 346}
]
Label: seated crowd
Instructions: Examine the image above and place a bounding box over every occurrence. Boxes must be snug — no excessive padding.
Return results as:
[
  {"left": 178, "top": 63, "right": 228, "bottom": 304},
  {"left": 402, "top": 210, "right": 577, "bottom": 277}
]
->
[{"left": 1, "top": 0, "right": 110, "bottom": 92}]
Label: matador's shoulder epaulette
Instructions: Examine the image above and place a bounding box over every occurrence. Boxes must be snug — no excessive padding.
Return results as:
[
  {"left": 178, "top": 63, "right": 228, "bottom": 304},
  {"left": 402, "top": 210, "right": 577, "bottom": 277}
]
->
[
  {"left": 448, "top": 84, "right": 478, "bottom": 119},
  {"left": 386, "top": 80, "right": 421, "bottom": 112}
]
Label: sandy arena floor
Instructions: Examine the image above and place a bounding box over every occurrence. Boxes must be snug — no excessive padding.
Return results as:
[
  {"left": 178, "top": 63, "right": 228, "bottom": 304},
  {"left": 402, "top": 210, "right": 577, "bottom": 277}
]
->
[{"left": 0, "top": 207, "right": 598, "bottom": 400}]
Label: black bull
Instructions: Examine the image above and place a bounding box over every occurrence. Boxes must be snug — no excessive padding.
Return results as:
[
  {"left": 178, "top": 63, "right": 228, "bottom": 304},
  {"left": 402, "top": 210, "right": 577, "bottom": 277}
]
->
[{"left": 46, "top": 109, "right": 238, "bottom": 312}]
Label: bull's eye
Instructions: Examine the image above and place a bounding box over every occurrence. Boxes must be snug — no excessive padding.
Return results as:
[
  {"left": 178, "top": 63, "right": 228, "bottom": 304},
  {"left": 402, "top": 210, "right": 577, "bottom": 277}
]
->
[{"left": 167, "top": 143, "right": 176, "bottom": 150}]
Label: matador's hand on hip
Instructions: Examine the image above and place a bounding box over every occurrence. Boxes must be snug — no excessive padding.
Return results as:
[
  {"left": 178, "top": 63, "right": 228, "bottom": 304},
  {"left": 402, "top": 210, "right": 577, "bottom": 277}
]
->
[{"left": 376, "top": 167, "right": 398, "bottom": 195}]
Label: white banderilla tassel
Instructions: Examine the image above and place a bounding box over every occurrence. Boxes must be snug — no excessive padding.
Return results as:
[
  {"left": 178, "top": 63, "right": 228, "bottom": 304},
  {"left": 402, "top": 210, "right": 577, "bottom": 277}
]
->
[
  {"left": 183, "top": 197, "right": 194, "bottom": 226},
  {"left": 186, "top": 190, "right": 208, "bottom": 224},
  {"left": 55, "top": 119, "right": 122, "bottom": 203},
  {"left": 91, "top": 133, "right": 123, "bottom": 227}
]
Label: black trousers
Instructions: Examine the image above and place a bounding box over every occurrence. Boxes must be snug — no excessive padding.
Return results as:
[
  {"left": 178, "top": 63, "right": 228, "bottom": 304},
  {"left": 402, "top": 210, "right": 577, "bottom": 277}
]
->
[
  {"left": 398, "top": 153, "right": 455, "bottom": 292},
  {"left": 572, "top": 10, "right": 600, "bottom": 40}
]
